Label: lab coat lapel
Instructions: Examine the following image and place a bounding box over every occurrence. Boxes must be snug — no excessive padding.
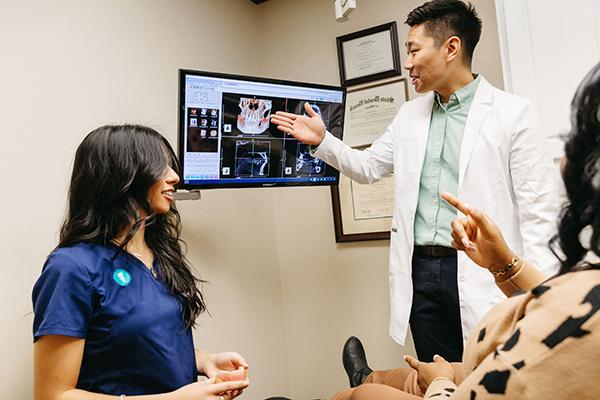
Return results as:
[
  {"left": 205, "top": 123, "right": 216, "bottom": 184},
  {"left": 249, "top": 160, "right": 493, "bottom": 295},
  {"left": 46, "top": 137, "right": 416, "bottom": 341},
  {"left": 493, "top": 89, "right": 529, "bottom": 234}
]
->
[
  {"left": 416, "top": 93, "right": 435, "bottom": 171},
  {"left": 458, "top": 78, "right": 493, "bottom": 185}
]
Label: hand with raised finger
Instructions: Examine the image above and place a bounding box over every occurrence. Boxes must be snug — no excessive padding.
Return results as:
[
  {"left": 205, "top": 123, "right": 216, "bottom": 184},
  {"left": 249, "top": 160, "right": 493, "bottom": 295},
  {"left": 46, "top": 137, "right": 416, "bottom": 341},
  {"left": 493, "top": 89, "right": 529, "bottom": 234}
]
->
[
  {"left": 270, "top": 102, "right": 326, "bottom": 145},
  {"left": 171, "top": 377, "right": 250, "bottom": 400},
  {"left": 441, "top": 191, "right": 515, "bottom": 270},
  {"left": 404, "top": 354, "right": 454, "bottom": 394}
]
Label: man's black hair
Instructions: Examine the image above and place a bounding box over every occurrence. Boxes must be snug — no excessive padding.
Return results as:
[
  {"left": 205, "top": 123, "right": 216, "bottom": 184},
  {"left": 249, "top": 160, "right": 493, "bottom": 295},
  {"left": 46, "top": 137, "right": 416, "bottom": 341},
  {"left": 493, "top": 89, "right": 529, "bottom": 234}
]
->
[{"left": 405, "top": 0, "right": 482, "bottom": 65}]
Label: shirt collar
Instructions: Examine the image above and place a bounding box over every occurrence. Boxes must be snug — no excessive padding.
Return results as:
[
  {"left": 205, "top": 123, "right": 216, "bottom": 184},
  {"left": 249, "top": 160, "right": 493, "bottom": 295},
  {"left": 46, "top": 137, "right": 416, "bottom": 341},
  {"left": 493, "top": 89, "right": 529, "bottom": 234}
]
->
[{"left": 434, "top": 74, "right": 481, "bottom": 108}]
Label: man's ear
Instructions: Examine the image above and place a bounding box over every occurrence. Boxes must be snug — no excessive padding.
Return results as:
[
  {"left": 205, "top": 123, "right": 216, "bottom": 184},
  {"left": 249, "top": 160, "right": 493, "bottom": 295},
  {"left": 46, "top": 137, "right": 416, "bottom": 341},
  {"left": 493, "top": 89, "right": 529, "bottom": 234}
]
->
[{"left": 445, "top": 36, "right": 462, "bottom": 63}]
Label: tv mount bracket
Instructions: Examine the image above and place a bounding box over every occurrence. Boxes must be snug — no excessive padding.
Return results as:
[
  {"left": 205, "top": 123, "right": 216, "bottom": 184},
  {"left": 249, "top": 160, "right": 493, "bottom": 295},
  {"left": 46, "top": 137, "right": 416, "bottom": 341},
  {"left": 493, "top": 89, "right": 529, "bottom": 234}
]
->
[{"left": 172, "top": 190, "right": 201, "bottom": 201}]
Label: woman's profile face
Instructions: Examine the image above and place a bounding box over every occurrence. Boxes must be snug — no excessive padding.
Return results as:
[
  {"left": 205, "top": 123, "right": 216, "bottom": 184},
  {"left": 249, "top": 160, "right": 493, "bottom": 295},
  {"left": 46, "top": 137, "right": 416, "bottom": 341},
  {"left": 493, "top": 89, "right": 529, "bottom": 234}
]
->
[{"left": 148, "top": 166, "right": 180, "bottom": 214}]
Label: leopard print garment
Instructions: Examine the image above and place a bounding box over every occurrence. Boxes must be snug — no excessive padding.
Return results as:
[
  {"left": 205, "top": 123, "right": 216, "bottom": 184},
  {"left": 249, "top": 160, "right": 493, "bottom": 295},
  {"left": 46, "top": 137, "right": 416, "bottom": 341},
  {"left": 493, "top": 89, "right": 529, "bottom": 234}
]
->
[{"left": 425, "top": 269, "right": 600, "bottom": 399}]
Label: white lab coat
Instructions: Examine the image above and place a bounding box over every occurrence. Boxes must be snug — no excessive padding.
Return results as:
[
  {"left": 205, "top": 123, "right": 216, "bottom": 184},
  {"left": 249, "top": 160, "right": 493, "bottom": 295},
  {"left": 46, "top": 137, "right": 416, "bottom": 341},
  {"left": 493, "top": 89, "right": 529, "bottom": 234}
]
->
[{"left": 314, "top": 77, "right": 560, "bottom": 345}]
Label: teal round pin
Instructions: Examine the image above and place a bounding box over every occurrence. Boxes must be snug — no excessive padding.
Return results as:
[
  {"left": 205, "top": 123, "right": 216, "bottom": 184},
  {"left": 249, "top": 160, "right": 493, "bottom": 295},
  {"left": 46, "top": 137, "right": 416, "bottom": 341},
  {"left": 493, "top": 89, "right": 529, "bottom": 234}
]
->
[{"left": 113, "top": 268, "right": 132, "bottom": 287}]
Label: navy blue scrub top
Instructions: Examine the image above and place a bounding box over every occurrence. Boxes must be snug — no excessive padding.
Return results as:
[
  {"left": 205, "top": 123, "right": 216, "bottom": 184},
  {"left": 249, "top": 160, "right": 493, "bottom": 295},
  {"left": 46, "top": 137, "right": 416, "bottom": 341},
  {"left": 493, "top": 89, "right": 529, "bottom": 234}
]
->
[{"left": 32, "top": 242, "right": 197, "bottom": 395}]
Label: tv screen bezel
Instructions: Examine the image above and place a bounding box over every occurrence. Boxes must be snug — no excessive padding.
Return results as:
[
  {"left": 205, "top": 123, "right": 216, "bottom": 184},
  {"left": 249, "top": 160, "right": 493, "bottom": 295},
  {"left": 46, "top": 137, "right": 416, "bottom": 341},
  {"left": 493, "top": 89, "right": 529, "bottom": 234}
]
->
[{"left": 177, "top": 69, "right": 347, "bottom": 190}]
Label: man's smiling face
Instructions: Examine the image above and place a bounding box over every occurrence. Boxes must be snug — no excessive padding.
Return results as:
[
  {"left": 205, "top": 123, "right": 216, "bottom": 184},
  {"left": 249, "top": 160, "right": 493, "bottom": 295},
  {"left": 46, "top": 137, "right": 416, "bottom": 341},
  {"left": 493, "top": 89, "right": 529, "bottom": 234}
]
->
[{"left": 404, "top": 24, "right": 448, "bottom": 94}]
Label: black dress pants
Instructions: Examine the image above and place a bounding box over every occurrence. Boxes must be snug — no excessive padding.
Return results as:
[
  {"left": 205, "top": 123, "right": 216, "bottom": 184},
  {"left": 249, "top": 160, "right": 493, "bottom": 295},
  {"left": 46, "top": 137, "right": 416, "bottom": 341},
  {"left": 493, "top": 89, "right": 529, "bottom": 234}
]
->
[{"left": 409, "top": 254, "right": 464, "bottom": 362}]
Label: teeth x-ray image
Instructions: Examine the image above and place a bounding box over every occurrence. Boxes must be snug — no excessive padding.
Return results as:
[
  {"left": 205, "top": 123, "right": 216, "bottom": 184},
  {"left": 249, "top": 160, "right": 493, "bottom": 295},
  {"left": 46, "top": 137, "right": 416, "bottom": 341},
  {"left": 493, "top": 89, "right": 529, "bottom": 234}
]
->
[
  {"left": 235, "top": 140, "right": 271, "bottom": 176},
  {"left": 237, "top": 98, "right": 272, "bottom": 134},
  {"left": 296, "top": 143, "right": 324, "bottom": 176},
  {"left": 236, "top": 152, "right": 268, "bottom": 176}
]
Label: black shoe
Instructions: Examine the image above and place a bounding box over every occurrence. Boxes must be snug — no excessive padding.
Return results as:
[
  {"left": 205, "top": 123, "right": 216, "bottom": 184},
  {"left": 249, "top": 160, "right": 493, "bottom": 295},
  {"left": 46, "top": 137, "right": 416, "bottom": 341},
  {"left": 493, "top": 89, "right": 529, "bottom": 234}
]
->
[{"left": 342, "top": 336, "right": 373, "bottom": 388}]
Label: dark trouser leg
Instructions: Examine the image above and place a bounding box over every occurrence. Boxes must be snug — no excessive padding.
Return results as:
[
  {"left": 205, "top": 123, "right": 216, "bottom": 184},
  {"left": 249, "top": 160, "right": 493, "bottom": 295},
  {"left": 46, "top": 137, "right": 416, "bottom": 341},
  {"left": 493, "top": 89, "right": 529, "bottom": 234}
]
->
[{"left": 409, "top": 254, "right": 463, "bottom": 362}]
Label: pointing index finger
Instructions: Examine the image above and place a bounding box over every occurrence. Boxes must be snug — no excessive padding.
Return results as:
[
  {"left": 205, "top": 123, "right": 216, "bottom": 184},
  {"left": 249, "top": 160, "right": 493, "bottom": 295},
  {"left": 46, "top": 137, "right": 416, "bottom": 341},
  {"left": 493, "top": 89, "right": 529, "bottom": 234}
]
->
[{"left": 441, "top": 191, "right": 470, "bottom": 215}]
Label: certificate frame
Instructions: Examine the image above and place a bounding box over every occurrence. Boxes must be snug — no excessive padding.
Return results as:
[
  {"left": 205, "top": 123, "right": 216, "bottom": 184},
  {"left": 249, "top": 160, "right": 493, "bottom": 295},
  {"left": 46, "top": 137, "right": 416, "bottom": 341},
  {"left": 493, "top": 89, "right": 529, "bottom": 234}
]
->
[
  {"left": 336, "top": 21, "right": 403, "bottom": 87},
  {"left": 343, "top": 77, "right": 409, "bottom": 147},
  {"left": 330, "top": 146, "right": 394, "bottom": 243}
]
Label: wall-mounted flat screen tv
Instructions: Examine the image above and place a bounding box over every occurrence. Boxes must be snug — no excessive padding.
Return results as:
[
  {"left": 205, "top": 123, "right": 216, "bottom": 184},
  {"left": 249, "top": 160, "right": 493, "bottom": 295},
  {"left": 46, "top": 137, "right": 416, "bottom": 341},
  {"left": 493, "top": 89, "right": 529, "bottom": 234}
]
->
[{"left": 178, "top": 69, "right": 346, "bottom": 189}]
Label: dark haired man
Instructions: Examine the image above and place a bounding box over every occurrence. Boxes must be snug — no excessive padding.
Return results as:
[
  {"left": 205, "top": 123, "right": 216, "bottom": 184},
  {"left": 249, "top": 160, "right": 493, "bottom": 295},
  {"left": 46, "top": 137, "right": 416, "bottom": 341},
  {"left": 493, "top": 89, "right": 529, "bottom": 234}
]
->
[{"left": 271, "top": 0, "right": 559, "bottom": 385}]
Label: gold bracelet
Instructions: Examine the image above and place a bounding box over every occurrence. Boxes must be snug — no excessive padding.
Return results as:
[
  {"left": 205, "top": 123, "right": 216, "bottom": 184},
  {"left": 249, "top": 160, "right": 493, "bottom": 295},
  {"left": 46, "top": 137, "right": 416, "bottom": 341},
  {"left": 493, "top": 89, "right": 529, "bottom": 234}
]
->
[{"left": 490, "top": 256, "right": 519, "bottom": 277}]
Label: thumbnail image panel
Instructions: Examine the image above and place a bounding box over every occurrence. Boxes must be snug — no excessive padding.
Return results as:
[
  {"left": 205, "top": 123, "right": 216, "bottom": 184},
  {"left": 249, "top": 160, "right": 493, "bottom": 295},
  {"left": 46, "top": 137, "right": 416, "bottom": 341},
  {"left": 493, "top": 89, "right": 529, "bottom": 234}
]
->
[{"left": 187, "top": 107, "right": 219, "bottom": 153}]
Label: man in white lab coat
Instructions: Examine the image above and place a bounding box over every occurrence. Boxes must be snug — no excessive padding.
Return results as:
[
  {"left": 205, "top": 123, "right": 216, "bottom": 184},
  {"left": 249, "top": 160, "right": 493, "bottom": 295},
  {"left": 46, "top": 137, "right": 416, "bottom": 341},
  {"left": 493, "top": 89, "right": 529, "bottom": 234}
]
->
[{"left": 271, "top": 0, "right": 559, "bottom": 382}]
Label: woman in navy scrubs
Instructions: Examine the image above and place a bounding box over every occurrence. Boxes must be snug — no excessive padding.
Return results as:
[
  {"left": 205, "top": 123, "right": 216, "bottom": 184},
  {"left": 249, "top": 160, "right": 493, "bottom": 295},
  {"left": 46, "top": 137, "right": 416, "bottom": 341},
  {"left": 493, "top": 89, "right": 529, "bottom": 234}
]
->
[{"left": 32, "top": 125, "right": 249, "bottom": 400}]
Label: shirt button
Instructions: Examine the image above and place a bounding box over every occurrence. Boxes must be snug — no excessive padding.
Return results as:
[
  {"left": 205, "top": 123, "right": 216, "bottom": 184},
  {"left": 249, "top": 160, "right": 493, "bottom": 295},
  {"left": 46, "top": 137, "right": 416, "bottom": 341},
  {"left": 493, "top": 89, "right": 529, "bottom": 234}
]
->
[{"left": 460, "top": 275, "right": 466, "bottom": 282}]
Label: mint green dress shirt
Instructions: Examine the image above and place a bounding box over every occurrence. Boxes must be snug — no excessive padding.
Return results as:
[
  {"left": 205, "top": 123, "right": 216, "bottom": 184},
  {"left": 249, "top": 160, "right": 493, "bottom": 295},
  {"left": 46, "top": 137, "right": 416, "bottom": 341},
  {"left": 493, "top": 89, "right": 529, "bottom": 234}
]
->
[{"left": 414, "top": 75, "right": 481, "bottom": 247}]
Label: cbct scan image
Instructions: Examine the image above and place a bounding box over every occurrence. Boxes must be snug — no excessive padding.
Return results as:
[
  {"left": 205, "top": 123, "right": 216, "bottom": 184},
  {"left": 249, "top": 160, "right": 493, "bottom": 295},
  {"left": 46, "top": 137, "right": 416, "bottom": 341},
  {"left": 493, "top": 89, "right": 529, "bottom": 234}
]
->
[
  {"left": 296, "top": 143, "right": 325, "bottom": 176},
  {"left": 220, "top": 137, "right": 285, "bottom": 178},
  {"left": 218, "top": 94, "right": 342, "bottom": 180},
  {"left": 279, "top": 100, "right": 343, "bottom": 177},
  {"left": 222, "top": 93, "right": 287, "bottom": 138},
  {"left": 237, "top": 98, "right": 272, "bottom": 134},
  {"left": 286, "top": 100, "right": 344, "bottom": 135},
  {"left": 234, "top": 140, "right": 271, "bottom": 177},
  {"left": 220, "top": 93, "right": 288, "bottom": 179}
]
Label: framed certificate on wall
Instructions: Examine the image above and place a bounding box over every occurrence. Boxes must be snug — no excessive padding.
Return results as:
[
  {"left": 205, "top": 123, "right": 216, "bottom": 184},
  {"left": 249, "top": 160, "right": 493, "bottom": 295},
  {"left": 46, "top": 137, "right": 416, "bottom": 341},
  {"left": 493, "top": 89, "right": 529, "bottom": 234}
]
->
[
  {"left": 331, "top": 145, "right": 394, "bottom": 242},
  {"left": 343, "top": 78, "right": 409, "bottom": 147},
  {"left": 336, "top": 21, "right": 403, "bottom": 87}
]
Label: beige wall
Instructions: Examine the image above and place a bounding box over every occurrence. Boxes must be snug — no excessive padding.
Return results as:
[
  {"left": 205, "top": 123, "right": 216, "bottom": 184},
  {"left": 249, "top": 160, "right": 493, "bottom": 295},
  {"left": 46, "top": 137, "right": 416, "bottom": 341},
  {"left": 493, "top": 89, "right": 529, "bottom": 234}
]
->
[
  {"left": 0, "top": 1, "right": 503, "bottom": 399},
  {"left": 0, "top": 1, "right": 288, "bottom": 399}
]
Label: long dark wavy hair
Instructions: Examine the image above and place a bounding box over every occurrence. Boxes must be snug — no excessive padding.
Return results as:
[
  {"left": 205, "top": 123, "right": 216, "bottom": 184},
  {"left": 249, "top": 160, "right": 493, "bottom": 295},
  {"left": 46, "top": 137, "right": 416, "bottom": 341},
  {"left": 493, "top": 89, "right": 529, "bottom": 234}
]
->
[
  {"left": 58, "top": 124, "right": 206, "bottom": 327},
  {"left": 552, "top": 63, "right": 600, "bottom": 275}
]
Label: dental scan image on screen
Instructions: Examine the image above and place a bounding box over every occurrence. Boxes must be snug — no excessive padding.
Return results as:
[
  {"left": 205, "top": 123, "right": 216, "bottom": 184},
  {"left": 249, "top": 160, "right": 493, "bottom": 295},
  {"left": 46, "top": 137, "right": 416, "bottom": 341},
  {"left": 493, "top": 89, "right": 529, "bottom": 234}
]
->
[{"left": 179, "top": 70, "right": 345, "bottom": 189}]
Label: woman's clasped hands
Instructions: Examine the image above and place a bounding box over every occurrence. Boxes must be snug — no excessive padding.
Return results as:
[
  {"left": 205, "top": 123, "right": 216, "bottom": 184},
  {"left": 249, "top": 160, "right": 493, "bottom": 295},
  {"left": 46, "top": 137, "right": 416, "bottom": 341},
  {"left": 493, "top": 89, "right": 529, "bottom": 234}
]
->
[{"left": 174, "top": 351, "right": 249, "bottom": 400}]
